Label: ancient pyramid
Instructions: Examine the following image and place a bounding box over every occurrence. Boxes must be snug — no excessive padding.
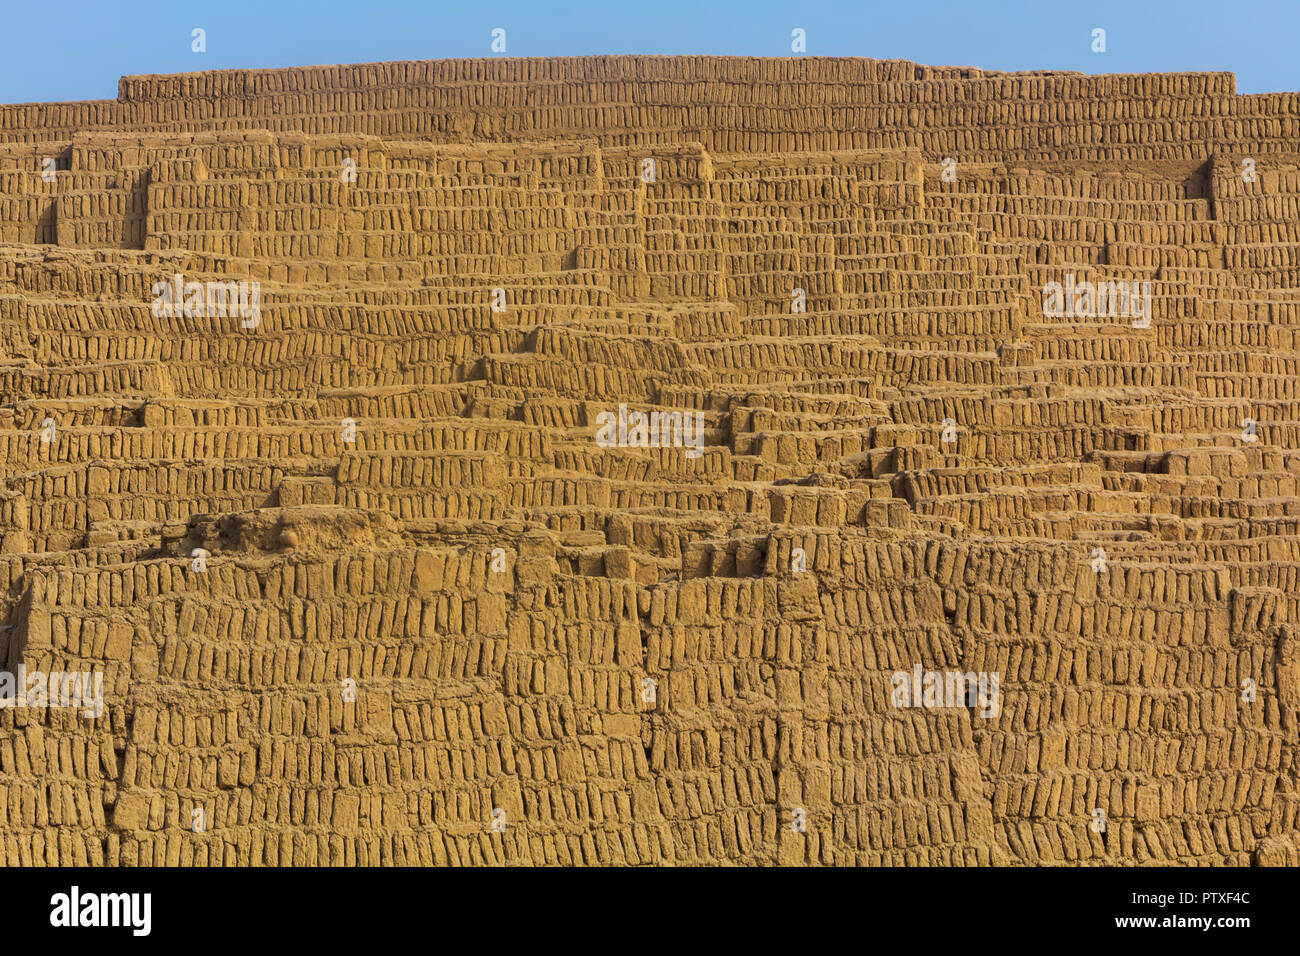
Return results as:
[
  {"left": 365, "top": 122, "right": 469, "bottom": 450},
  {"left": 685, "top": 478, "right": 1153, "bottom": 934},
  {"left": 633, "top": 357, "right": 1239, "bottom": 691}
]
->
[{"left": 0, "top": 55, "right": 1298, "bottom": 866}]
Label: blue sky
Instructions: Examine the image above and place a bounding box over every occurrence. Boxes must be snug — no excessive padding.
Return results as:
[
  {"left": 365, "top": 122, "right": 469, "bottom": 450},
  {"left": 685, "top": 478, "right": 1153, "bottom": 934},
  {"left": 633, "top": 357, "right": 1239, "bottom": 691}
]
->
[{"left": 1, "top": 0, "right": 1296, "bottom": 104}]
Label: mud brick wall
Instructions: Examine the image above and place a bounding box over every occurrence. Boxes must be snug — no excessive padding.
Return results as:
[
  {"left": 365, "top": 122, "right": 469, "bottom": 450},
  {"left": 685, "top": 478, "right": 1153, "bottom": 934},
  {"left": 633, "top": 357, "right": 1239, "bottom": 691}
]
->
[{"left": 0, "top": 55, "right": 1298, "bottom": 866}]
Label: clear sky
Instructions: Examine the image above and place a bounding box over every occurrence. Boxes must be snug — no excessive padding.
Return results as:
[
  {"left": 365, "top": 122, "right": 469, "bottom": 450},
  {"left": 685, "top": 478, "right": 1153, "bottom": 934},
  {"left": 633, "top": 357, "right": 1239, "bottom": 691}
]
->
[{"left": 1, "top": 0, "right": 1296, "bottom": 105}]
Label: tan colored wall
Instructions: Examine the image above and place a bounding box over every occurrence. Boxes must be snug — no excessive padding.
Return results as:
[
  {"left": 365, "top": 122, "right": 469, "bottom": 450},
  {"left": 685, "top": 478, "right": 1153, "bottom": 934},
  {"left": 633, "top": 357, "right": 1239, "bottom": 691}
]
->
[{"left": 0, "top": 57, "right": 1296, "bottom": 866}]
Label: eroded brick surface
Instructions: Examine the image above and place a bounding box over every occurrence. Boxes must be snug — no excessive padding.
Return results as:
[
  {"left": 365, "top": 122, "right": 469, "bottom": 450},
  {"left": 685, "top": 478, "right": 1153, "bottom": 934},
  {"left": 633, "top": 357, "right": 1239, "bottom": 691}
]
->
[{"left": 0, "top": 57, "right": 1297, "bottom": 865}]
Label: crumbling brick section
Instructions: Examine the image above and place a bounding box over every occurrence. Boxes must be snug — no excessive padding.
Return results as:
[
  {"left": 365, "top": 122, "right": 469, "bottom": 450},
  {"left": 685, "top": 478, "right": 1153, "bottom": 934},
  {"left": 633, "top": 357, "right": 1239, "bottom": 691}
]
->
[{"left": 0, "top": 56, "right": 1297, "bottom": 865}]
